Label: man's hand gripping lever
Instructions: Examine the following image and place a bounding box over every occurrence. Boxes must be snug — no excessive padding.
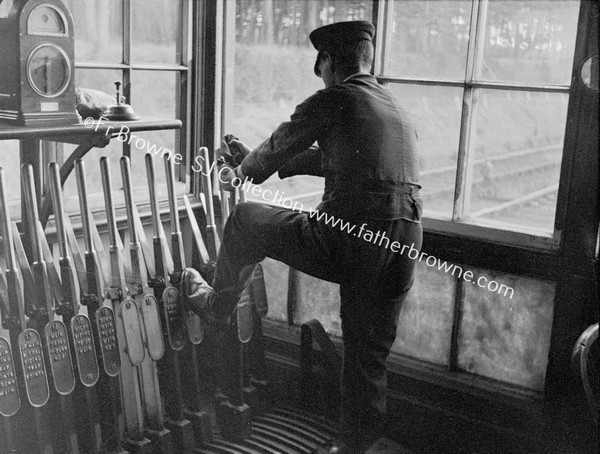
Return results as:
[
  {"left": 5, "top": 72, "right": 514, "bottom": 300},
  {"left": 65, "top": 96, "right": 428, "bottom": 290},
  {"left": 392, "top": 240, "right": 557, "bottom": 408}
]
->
[{"left": 216, "top": 134, "right": 251, "bottom": 193}]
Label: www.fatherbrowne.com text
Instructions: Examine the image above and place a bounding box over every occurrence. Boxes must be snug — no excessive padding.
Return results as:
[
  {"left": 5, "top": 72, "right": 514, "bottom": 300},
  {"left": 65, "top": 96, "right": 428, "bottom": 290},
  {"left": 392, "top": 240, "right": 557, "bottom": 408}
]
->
[{"left": 191, "top": 156, "right": 515, "bottom": 300}]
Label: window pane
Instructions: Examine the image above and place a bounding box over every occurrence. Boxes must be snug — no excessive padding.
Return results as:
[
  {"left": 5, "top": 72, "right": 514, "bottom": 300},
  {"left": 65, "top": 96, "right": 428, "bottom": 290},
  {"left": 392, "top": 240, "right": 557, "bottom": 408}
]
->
[
  {"left": 231, "top": 0, "right": 374, "bottom": 201},
  {"left": 388, "top": 84, "right": 462, "bottom": 219},
  {"left": 62, "top": 143, "right": 124, "bottom": 200},
  {"left": 63, "top": 0, "right": 123, "bottom": 63},
  {"left": 0, "top": 1, "right": 13, "bottom": 18},
  {"left": 131, "top": 71, "right": 178, "bottom": 119},
  {"left": 65, "top": 71, "right": 124, "bottom": 200},
  {"left": 76, "top": 69, "right": 122, "bottom": 105},
  {"left": 0, "top": 141, "right": 22, "bottom": 202},
  {"left": 128, "top": 131, "right": 175, "bottom": 188},
  {"left": 464, "top": 89, "right": 567, "bottom": 234},
  {"left": 391, "top": 261, "right": 456, "bottom": 365},
  {"left": 294, "top": 272, "right": 341, "bottom": 336},
  {"left": 478, "top": 1, "right": 580, "bottom": 85},
  {"left": 130, "top": 71, "right": 179, "bottom": 184},
  {"left": 262, "top": 258, "right": 290, "bottom": 323},
  {"left": 387, "top": 0, "right": 472, "bottom": 80},
  {"left": 132, "top": 0, "right": 182, "bottom": 64},
  {"left": 457, "top": 270, "right": 555, "bottom": 390}
]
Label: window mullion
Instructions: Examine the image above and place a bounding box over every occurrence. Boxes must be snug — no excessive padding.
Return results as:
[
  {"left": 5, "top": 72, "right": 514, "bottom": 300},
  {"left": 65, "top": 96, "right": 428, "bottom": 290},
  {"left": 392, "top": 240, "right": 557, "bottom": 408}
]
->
[
  {"left": 221, "top": 0, "right": 236, "bottom": 137},
  {"left": 374, "top": 0, "right": 393, "bottom": 77},
  {"left": 122, "top": 0, "right": 132, "bottom": 159},
  {"left": 213, "top": 0, "right": 226, "bottom": 152},
  {"left": 176, "top": 0, "right": 190, "bottom": 182},
  {"left": 453, "top": 0, "right": 487, "bottom": 221}
]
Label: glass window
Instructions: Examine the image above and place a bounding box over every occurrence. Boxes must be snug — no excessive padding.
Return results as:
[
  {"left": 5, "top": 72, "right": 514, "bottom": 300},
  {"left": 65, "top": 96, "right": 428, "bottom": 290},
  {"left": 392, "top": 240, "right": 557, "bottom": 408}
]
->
[
  {"left": 58, "top": 1, "right": 190, "bottom": 207},
  {"left": 0, "top": 1, "right": 14, "bottom": 18},
  {"left": 0, "top": 141, "right": 22, "bottom": 202},
  {"left": 478, "top": 1, "right": 580, "bottom": 85},
  {"left": 464, "top": 90, "right": 567, "bottom": 233},
  {"left": 132, "top": 0, "right": 182, "bottom": 64},
  {"left": 262, "top": 258, "right": 291, "bottom": 323},
  {"left": 457, "top": 270, "right": 555, "bottom": 390},
  {"left": 62, "top": 144, "right": 124, "bottom": 200},
  {"left": 388, "top": 84, "right": 463, "bottom": 219},
  {"left": 63, "top": 0, "right": 123, "bottom": 63},
  {"left": 294, "top": 272, "right": 342, "bottom": 336},
  {"left": 392, "top": 262, "right": 456, "bottom": 365},
  {"left": 76, "top": 68, "right": 122, "bottom": 102},
  {"left": 229, "top": 0, "right": 374, "bottom": 203},
  {"left": 131, "top": 70, "right": 178, "bottom": 119},
  {"left": 386, "top": 0, "right": 472, "bottom": 80},
  {"left": 383, "top": 0, "right": 580, "bottom": 239},
  {"left": 221, "top": 0, "right": 584, "bottom": 394}
]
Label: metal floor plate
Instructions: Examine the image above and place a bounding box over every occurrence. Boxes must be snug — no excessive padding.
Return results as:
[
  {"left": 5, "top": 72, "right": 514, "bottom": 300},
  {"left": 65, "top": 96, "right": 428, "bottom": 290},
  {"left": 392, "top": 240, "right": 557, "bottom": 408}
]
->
[
  {"left": 198, "top": 406, "right": 415, "bottom": 454},
  {"left": 200, "top": 406, "right": 336, "bottom": 454}
]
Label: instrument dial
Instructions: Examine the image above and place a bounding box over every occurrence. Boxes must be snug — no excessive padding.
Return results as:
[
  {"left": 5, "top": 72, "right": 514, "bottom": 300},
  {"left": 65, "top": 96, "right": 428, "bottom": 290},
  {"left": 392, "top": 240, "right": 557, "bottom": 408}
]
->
[
  {"left": 27, "top": 4, "right": 67, "bottom": 36},
  {"left": 26, "top": 44, "right": 71, "bottom": 97}
]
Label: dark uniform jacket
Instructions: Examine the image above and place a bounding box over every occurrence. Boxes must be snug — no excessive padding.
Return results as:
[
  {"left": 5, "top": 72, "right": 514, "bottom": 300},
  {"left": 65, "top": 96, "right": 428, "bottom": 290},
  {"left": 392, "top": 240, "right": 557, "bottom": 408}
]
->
[{"left": 239, "top": 73, "right": 422, "bottom": 222}]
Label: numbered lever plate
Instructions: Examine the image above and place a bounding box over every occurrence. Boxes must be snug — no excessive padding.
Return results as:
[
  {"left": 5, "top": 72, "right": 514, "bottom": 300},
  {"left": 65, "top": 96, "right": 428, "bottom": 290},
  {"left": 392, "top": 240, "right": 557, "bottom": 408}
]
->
[
  {"left": 162, "top": 286, "right": 187, "bottom": 351},
  {"left": 18, "top": 329, "right": 50, "bottom": 407},
  {"left": 141, "top": 295, "right": 165, "bottom": 361},
  {"left": 95, "top": 306, "right": 121, "bottom": 377},
  {"left": 45, "top": 320, "right": 76, "bottom": 395},
  {"left": 71, "top": 314, "right": 100, "bottom": 387},
  {"left": 119, "top": 298, "right": 145, "bottom": 366},
  {"left": 0, "top": 337, "right": 20, "bottom": 417}
]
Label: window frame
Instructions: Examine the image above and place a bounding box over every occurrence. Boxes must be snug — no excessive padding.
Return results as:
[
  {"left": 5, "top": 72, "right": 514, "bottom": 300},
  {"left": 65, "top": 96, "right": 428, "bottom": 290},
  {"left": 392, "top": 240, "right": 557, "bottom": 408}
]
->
[
  {"left": 213, "top": 0, "right": 598, "bottom": 399},
  {"left": 373, "top": 0, "right": 578, "bottom": 250},
  {"left": 42, "top": 0, "right": 194, "bottom": 220}
]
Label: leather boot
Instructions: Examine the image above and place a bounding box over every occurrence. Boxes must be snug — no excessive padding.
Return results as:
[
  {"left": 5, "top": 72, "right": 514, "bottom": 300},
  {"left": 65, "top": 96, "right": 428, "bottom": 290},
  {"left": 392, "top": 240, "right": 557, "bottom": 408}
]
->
[{"left": 181, "top": 267, "right": 215, "bottom": 320}]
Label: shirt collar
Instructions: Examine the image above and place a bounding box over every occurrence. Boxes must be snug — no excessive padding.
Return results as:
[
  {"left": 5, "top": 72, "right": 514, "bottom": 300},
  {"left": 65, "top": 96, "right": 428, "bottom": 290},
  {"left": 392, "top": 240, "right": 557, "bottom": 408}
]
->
[{"left": 342, "top": 72, "right": 371, "bottom": 83}]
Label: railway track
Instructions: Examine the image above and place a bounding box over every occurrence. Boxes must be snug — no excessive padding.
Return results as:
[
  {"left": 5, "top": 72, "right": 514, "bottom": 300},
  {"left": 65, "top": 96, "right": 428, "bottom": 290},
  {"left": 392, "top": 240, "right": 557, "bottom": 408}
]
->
[{"left": 272, "top": 143, "right": 563, "bottom": 225}]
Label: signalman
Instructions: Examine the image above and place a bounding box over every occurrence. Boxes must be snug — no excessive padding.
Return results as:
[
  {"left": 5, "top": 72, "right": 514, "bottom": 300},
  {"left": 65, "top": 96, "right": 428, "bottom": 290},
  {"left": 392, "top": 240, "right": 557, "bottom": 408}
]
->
[{"left": 184, "top": 20, "right": 423, "bottom": 454}]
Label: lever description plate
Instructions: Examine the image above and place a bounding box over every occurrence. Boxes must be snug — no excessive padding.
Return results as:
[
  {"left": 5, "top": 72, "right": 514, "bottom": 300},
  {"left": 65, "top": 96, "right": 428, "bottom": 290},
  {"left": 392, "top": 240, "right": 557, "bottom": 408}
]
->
[{"left": 0, "top": 337, "right": 20, "bottom": 417}]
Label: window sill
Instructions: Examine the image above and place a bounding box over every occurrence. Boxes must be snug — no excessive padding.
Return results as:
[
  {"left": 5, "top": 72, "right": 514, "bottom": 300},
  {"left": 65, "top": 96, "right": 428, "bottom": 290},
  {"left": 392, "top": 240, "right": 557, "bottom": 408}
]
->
[{"left": 423, "top": 217, "right": 560, "bottom": 251}]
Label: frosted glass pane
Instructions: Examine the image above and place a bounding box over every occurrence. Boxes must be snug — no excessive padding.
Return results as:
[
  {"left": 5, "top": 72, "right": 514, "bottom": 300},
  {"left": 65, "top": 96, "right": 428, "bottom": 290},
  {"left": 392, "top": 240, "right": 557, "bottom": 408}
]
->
[
  {"left": 294, "top": 272, "right": 342, "bottom": 337},
  {"left": 392, "top": 261, "right": 455, "bottom": 365},
  {"left": 262, "top": 258, "right": 290, "bottom": 323},
  {"left": 458, "top": 270, "right": 555, "bottom": 390}
]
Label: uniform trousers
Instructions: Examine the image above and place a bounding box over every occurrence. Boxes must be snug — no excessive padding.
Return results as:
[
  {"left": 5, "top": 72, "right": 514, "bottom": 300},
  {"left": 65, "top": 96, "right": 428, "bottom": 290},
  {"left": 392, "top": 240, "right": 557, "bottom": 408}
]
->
[{"left": 210, "top": 202, "right": 422, "bottom": 442}]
